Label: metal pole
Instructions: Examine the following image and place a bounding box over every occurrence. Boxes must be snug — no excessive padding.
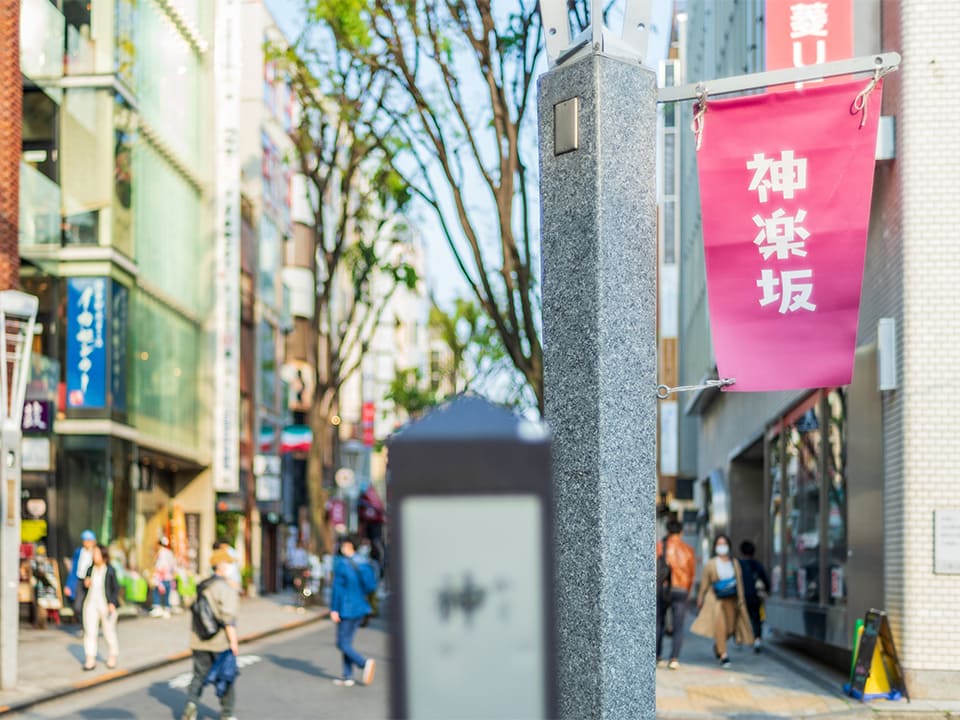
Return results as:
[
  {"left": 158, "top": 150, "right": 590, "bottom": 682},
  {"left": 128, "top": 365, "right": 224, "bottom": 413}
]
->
[
  {"left": 0, "top": 290, "right": 38, "bottom": 690},
  {"left": 539, "top": 52, "right": 658, "bottom": 719},
  {"left": 657, "top": 51, "right": 901, "bottom": 103}
]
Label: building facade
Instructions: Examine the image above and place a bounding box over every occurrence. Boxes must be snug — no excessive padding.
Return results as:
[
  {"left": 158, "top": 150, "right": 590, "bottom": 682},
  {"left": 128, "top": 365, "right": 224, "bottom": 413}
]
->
[
  {"left": 674, "top": 0, "right": 960, "bottom": 696},
  {"left": 19, "top": 0, "right": 217, "bottom": 582}
]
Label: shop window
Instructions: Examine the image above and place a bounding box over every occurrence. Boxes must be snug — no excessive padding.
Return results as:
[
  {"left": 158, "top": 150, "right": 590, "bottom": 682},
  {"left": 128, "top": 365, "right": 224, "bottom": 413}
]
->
[
  {"left": 825, "top": 389, "right": 848, "bottom": 605},
  {"left": 767, "top": 389, "right": 848, "bottom": 607}
]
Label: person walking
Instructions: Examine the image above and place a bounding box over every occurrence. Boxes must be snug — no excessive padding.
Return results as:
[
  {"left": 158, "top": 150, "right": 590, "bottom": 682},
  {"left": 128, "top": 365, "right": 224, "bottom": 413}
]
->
[
  {"left": 64, "top": 529, "right": 97, "bottom": 612},
  {"left": 330, "top": 534, "right": 377, "bottom": 687},
  {"left": 181, "top": 548, "right": 240, "bottom": 720},
  {"left": 80, "top": 544, "right": 120, "bottom": 671},
  {"left": 691, "top": 534, "right": 754, "bottom": 667},
  {"left": 656, "top": 519, "right": 696, "bottom": 669},
  {"left": 738, "top": 540, "right": 771, "bottom": 652},
  {"left": 150, "top": 537, "right": 177, "bottom": 618}
]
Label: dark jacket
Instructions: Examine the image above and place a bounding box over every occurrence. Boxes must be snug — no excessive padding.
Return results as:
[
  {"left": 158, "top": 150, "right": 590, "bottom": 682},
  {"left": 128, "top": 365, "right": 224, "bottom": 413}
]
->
[
  {"left": 79, "top": 564, "right": 120, "bottom": 617},
  {"left": 738, "top": 557, "right": 770, "bottom": 601},
  {"left": 330, "top": 556, "right": 374, "bottom": 620},
  {"left": 204, "top": 649, "right": 239, "bottom": 698}
]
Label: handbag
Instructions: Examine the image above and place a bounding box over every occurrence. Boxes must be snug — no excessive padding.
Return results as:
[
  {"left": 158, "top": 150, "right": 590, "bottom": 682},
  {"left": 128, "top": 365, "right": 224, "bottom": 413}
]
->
[{"left": 713, "top": 576, "right": 737, "bottom": 599}]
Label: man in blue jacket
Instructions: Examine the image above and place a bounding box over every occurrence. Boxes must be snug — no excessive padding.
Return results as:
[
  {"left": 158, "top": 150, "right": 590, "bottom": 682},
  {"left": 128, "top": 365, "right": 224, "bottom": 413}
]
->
[
  {"left": 64, "top": 530, "right": 97, "bottom": 611},
  {"left": 330, "top": 534, "right": 377, "bottom": 687}
]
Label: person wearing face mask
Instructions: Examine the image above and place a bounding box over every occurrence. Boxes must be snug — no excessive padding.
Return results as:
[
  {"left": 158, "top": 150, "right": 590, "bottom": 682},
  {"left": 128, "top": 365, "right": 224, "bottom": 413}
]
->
[{"left": 691, "top": 534, "right": 754, "bottom": 667}]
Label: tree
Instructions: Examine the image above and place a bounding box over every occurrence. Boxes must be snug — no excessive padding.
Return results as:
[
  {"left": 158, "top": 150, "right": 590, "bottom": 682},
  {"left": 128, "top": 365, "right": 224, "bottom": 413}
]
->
[
  {"left": 304, "top": 0, "right": 547, "bottom": 412},
  {"left": 273, "top": 36, "right": 417, "bottom": 552},
  {"left": 0, "top": 0, "right": 21, "bottom": 289}
]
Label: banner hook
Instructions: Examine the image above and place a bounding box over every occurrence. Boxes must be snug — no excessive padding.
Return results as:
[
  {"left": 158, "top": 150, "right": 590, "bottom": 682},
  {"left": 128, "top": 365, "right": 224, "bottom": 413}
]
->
[
  {"left": 852, "top": 65, "right": 892, "bottom": 129},
  {"left": 691, "top": 84, "right": 708, "bottom": 150},
  {"left": 656, "top": 378, "right": 736, "bottom": 400}
]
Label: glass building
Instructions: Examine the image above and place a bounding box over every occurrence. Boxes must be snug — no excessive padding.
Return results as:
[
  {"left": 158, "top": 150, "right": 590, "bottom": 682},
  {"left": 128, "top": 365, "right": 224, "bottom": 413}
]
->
[{"left": 19, "top": 0, "right": 216, "bottom": 579}]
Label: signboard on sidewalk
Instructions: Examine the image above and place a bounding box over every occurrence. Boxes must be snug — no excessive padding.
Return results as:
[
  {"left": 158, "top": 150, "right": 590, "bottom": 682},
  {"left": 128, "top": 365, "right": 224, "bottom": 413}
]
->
[{"left": 696, "top": 78, "right": 882, "bottom": 391}]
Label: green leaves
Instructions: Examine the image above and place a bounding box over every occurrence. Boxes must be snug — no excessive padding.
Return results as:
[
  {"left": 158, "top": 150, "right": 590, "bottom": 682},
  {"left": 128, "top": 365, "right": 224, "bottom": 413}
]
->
[{"left": 309, "top": 0, "right": 373, "bottom": 49}]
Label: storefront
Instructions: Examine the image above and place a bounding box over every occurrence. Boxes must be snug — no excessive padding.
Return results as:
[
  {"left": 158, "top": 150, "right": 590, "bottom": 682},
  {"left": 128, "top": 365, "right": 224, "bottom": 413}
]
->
[{"left": 762, "top": 352, "right": 885, "bottom": 656}]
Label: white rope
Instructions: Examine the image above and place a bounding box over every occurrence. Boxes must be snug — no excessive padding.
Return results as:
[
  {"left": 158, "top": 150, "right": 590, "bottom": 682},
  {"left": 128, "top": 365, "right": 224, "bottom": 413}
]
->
[
  {"left": 852, "top": 66, "right": 892, "bottom": 129},
  {"left": 691, "top": 84, "right": 708, "bottom": 150}
]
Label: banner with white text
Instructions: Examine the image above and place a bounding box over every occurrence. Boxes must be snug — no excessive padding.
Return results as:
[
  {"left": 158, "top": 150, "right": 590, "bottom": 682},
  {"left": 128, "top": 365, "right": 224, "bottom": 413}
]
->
[{"left": 696, "top": 78, "right": 882, "bottom": 392}]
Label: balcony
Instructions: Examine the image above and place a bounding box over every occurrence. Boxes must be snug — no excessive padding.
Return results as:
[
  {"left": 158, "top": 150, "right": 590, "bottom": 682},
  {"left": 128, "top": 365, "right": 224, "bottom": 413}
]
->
[
  {"left": 19, "top": 163, "right": 61, "bottom": 248},
  {"left": 20, "top": 0, "right": 65, "bottom": 101}
]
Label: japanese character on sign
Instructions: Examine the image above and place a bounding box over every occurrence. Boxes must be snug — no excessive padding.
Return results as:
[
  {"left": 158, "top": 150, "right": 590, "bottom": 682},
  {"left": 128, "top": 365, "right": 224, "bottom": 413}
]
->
[
  {"left": 22, "top": 401, "right": 47, "bottom": 431},
  {"left": 757, "top": 268, "right": 817, "bottom": 314},
  {"left": 790, "top": 2, "right": 829, "bottom": 39},
  {"left": 753, "top": 208, "right": 810, "bottom": 260},
  {"left": 746, "top": 151, "right": 807, "bottom": 203}
]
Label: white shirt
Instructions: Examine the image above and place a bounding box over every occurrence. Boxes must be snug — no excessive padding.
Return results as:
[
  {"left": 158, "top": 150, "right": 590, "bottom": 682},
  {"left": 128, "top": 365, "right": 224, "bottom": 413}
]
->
[
  {"left": 88, "top": 565, "right": 108, "bottom": 610},
  {"left": 716, "top": 557, "right": 735, "bottom": 581},
  {"left": 76, "top": 548, "right": 94, "bottom": 580}
]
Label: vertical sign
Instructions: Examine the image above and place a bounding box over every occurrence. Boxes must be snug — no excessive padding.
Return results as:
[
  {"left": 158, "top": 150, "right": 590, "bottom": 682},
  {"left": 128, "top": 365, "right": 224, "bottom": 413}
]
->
[
  {"left": 213, "top": 0, "right": 242, "bottom": 492},
  {"left": 110, "top": 281, "right": 128, "bottom": 412},
  {"left": 361, "top": 401, "right": 376, "bottom": 447},
  {"left": 766, "top": 0, "right": 853, "bottom": 88},
  {"left": 66, "top": 278, "right": 107, "bottom": 409}
]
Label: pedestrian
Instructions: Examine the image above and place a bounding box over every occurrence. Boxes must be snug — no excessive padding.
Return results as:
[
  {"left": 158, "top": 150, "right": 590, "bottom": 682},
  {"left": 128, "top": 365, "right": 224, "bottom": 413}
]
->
[
  {"left": 656, "top": 519, "right": 696, "bottom": 669},
  {"left": 64, "top": 529, "right": 97, "bottom": 613},
  {"left": 738, "top": 540, "right": 770, "bottom": 652},
  {"left": 80, "top": 544, "right": 120, "bottom": 671},
  {"left": 150, "top": 537, "right": 177, "bottom": 618},
  {"left": 330, "top": 534, "right": 377, "bottom": 687},
  {"left": 181, "top": 547, "right": 240, "bottom": 720},
  {"left": 691, "top": 533, "right": 754, "bottom": 667}
]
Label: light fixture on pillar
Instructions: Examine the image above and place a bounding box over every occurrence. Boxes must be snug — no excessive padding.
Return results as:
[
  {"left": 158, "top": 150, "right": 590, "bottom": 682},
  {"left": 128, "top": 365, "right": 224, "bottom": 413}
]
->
[
  {"left": 541, "top": 0, "right": 651, "bottom": 67},
  {"left": 878, "top": 318, "right": 898, "bottom": 391},
  {"left": 0, "top": 290, "right": 39, "bottom": 689}
]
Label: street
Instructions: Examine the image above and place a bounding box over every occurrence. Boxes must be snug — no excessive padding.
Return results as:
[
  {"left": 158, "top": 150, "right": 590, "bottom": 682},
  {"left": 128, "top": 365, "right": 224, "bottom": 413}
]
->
[{"left": 9, "top": 620, "right": 389, "bottom": 720}]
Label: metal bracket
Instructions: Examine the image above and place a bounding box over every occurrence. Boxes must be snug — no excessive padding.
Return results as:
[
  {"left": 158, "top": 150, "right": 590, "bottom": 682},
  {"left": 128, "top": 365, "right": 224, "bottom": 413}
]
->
[
  {"left": 541, "top": 0, "right": 651, "bottom": 68},
  {"left": 656, "top": 378, "right": 736, "bottom": 400},
  {"left": 657, "top": 52, "right": 902, "bottom": 104}
]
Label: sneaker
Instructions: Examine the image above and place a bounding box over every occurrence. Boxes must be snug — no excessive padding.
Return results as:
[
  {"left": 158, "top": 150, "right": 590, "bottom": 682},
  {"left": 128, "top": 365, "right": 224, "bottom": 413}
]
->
[
  {"left": 162, "top": 608, "right": 171, "bottom": 619},
  {"left": 149, "top": 607, "right": 164, "bottom": 618},
  {"left": 362, "top": 659, "right": 376, "bottom": 686},
  {"left": 753, "top": 638, "right": 762, "bottom": 653},
  {"left": 668, "top": 659, "right": 680, "bottom": 670},
  {"left": 181, "top": 701, "right": 198, "bottom": 720},
  {"left": 656, "top": 658, "right": 667, "bottom": 668},
  {"left": 333, "top": 678, "right": 356, "bottom": 687},
  {"left": 721, "top": 656, "right": 731, "bottom": 668}
]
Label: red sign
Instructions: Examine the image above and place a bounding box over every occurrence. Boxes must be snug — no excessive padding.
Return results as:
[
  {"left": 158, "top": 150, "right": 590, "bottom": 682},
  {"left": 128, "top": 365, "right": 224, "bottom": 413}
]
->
[
  {"left": 696, "top": 78, "right": 882, "bottom": 392},
  {"left": 766, "top": 0, "right": 853, "bottom": 89},
  {"left": 361, "top": 401, "right": 376, "bottom": 447},
  {"left": 329, "top": 498, "right": 347, "bottom": 527}
]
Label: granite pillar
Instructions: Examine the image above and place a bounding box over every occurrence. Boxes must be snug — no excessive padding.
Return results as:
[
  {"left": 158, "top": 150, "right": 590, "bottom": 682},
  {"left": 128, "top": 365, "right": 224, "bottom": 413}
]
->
[{"left": 538, "top": 53, "right": 658, "bottom": 719}]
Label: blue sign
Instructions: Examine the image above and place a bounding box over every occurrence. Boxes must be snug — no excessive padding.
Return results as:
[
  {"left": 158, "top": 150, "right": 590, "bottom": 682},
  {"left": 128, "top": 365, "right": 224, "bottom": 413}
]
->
[{"left": 66, "top": 277, "right": 108, "bottom": 408}]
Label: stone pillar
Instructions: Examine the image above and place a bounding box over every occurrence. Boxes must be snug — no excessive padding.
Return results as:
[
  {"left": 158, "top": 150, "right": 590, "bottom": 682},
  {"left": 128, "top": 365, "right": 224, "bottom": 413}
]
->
[{"left": 539, "top": 53, "right": 658, "bottom": 719}]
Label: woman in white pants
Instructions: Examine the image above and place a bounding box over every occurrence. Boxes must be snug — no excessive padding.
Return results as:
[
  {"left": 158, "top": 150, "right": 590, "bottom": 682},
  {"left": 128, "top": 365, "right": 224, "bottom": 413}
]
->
[{"left": 81, "top": 544, "right": 120, "bottom": 670}]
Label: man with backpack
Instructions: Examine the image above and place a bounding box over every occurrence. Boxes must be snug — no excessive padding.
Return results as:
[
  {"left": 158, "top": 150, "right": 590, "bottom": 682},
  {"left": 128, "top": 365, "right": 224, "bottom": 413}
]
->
[
  {"left": 181, "top": 548, "right": 240, "bottom": 720},
  {"left": 330, "top": 534, "right": 377, "bottom": 687},
  {"left": 656, "top": 519, "right": 696, "bottom": 669}
]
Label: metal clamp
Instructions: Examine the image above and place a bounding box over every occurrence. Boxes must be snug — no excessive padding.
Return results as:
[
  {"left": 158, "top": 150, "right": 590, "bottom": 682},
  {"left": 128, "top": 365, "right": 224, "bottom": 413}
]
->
[{"left": 656, "top": 378, "right": 736, "bottom": 400}]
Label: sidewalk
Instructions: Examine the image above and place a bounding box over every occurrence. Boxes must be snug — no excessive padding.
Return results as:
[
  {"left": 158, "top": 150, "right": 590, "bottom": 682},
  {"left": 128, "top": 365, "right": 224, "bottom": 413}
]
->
[
  {"left": 0, "top": 592, "right": 328, "bottom": 715},
  {"left": 657, "top": 615, "right": 960, "bottom": 719}
]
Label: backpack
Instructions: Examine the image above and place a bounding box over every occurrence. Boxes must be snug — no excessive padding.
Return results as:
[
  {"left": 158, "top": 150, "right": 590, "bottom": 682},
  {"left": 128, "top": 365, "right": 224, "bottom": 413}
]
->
[
  {"left": 657, "top": 539, "right": 672, "bottom": 603},
  {"left": 192, "top": 577, "right": 224, "bottom": 640}
]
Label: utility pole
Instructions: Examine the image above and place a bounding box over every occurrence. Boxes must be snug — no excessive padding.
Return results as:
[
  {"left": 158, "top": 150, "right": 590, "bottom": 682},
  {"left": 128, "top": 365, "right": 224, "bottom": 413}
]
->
[{"left": 537, "top": 2, "right": 658, "bottom": 718}]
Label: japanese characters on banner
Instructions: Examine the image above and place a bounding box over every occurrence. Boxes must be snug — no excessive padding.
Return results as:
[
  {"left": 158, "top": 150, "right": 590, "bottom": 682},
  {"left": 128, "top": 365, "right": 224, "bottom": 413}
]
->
[
  {"left": 66, "top": 277, "right": 107, "bottom": 408},
  {"left": 696, "top": 79, "right": 882, "bottom": 392},
  {"left": 766, "top": 0, "right": 852, "bottom": 88}
]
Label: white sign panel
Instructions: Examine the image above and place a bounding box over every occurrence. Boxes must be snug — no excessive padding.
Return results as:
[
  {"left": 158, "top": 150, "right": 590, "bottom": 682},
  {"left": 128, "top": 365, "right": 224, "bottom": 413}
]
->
[
  {"left": 659, "top": 399, "right": 678, "bottom": 477},
  {"left": 934, "top": 510, "right": 960, "bottom": 574},
  {"left": 21, "top": 437, "right": 51, "bottom": 472},
  {"left": 401, "top": 495, "right": 545, "bottom": 719},
  {"left": 213, "top": 0, "right": 242, "bottom": 493},
  {"left": 256, "top": 475, "right": 282, "bottom": 502}
]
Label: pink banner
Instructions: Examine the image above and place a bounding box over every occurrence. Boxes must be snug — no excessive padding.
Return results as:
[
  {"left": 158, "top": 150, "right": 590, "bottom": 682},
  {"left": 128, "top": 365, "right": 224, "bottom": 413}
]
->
[{"left": 697, "top": 78, "right": 882, "bottom": 392}]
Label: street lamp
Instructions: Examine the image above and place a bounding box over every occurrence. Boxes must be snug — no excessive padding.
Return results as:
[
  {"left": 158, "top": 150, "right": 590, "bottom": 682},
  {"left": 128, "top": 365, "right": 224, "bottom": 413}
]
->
[{"left": 0, "top": 290, "right": 39, "bottom": 690}]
